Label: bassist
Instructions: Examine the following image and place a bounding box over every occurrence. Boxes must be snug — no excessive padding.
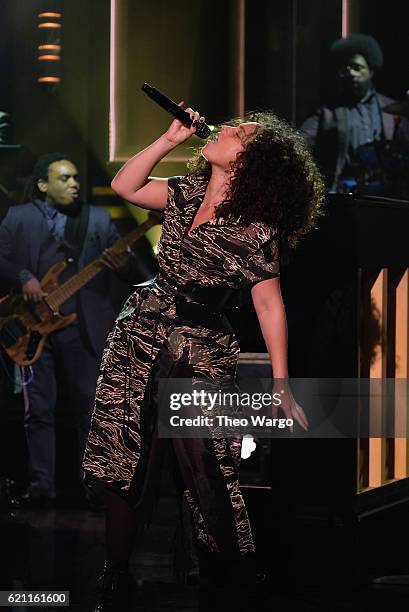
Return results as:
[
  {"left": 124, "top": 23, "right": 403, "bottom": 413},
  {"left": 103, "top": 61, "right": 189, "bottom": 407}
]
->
[{"left": 0, "top": 152, "right": 155, "bottom": 507}]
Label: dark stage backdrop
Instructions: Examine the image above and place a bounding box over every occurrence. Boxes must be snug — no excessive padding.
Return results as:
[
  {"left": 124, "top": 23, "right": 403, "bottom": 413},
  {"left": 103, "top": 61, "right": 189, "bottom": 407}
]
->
[
  {"left": 1, "top": 0, "right": 409, "bottom": 186},
  {"left": 359, "top": 0, "right": 409, "bottom": 101}
]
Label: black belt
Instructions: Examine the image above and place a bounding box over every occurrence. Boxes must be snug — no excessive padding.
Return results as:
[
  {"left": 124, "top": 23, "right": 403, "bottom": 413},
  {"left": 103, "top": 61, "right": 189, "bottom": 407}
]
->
[
  {"left": 173, "top": 282, "right": 237, "bottom": 334},
  {"left": 175, "top": 282, "right": 237, "bottom": 312},
  {"left": 174, "top": 300, "right": 233, "bottom": 334}
]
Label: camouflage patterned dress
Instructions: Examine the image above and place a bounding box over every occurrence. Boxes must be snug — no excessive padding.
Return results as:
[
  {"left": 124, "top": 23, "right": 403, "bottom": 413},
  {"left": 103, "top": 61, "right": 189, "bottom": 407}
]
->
[{"left": 82, "top": 173, "right": 280, "bottom": 559}]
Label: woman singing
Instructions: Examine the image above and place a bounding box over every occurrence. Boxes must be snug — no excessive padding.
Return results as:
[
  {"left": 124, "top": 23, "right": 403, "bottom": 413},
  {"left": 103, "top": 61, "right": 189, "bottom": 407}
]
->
[{"left": 83, "top": 104, "right": 324, "bottom": 611}]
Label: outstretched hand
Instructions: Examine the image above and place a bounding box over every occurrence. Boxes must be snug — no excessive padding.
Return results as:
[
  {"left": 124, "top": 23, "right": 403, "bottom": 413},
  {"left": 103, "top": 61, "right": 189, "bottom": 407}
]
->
[{"left": 272, "top": 380, "right": 309, "bottom": 433}]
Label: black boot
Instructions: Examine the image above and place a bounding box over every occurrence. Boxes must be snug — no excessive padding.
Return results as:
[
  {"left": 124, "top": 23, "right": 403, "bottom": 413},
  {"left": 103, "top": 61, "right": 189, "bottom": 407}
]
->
[{"left": 94, "top": 562, "right": 133, "bottom": 612}]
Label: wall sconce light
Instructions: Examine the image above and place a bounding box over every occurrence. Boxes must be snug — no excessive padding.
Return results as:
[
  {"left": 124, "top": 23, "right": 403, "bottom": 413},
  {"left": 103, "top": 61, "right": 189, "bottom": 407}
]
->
[{"left": 37, "top": 8, "right": 62, "bottom": 90}]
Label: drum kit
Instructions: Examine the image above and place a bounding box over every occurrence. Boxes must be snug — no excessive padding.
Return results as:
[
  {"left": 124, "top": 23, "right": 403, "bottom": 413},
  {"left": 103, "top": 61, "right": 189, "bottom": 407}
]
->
[{"left": 338, "top": 93, "right": 409, "bottom": 198}]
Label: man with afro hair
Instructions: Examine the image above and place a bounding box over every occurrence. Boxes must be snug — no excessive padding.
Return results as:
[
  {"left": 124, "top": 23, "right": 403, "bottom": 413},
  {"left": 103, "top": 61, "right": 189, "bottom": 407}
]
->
[{"left": 301, "top": 33, "right": 409, "bottom": 194}]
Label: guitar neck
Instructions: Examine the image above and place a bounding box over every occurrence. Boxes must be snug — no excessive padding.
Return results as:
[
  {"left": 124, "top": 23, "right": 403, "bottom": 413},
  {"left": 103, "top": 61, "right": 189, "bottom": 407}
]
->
[{"left": 46, "top": 215, "right": 159, "bottom": 310}]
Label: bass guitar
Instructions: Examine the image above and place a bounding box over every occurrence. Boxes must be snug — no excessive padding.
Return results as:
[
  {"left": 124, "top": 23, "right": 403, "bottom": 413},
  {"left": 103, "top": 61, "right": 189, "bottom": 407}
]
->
[{"left": 0, "top": 212, "right": 161, "bottom": 365}]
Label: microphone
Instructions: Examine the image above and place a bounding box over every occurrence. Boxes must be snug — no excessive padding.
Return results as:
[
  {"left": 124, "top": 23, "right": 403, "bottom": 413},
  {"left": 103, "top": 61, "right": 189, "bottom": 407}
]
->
[{"left": 141, "top": 83, "right": 211, "bottom": 139}]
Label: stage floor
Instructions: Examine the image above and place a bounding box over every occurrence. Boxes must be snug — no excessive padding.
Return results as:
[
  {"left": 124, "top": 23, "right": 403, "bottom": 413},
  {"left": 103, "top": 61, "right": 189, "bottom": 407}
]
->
[{"left": 1, "top": 494, "right": 409, "bottom": 611}]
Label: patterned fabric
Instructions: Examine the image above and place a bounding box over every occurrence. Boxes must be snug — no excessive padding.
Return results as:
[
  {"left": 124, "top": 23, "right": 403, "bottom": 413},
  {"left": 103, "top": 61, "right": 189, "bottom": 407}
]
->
[{"left": 82, "top": 173, "right": 280, "bottom": 556}]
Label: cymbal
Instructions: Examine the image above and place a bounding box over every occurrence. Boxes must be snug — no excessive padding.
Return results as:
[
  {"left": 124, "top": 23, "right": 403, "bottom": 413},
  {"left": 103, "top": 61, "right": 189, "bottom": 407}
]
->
[{"left": 382, "top": 100, "right": 409, "bottom": 116}]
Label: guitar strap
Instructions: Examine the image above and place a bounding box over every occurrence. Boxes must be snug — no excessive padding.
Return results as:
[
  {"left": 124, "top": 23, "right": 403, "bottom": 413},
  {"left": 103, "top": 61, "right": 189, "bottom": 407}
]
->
[{"left": 63, "top": 203, "right": 90, "bottom": 266}]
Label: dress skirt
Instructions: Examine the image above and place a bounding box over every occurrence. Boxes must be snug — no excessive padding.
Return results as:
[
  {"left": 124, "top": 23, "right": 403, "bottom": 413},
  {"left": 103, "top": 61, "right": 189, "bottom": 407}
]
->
[{"left": 83, "top": 283, "right": 255, "bottom": 560}]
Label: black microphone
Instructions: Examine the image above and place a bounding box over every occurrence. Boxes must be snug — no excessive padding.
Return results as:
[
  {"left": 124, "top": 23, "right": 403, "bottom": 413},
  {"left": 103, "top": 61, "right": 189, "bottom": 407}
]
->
[{"left": 141, "top": 83, "right": 211, "bottom": 139}]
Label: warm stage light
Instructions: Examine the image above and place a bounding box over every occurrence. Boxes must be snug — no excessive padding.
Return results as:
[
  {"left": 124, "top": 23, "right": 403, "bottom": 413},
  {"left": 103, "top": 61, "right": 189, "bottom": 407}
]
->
[
  {"left": 38, "top": 22, "right": 61, "bottom": 29},
  {"left": 38, "top": 12, "right": 62, "bottom": 18},
  {"left": 37, "top": 76, "right": 61, "bottom": 83},
  {"left": 37, "top": 7, "right": 63, "bottom": 90},
  {"left": 38, "top": 44, "right": 61, "bottom": 51}
]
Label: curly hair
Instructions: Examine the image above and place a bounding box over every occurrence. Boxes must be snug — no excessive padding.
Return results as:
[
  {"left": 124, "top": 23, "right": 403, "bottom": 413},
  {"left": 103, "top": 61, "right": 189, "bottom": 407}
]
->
[
  {"left": 331, "top": 33, "right": 383, "bottom": 71},
  {"left": 187, "top": 111, "right": 325, "bottom": 248}
]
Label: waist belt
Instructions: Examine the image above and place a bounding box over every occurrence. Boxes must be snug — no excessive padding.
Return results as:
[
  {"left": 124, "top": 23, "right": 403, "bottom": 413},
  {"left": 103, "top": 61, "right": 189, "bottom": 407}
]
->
[
  {"left": 175, "top": 282, "right": 237, "bottom": 312},
  {"left": 173, "top": 282, "right": 237, "bottom": 334},
  {"left": 174, "top": 301, "right": 233, "bottom": 334}
]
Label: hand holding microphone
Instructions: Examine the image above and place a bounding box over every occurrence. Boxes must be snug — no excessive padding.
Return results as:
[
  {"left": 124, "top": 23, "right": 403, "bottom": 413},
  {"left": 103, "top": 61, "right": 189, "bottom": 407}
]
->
[
  {"left": 141, "top": 83, "right": 211, "bottom": 141},
  {"left": 164, "top": 102, "right": 206, "bottom": 145}
]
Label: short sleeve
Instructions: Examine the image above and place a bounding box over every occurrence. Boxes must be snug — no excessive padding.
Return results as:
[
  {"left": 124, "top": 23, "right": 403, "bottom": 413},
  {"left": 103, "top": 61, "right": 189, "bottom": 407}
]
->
[
  {"left": 240, "top": 237, "right": 280, "bottom": 285},
  {"left": 167, "top": 176, "right": 183, "bottom": 209}
]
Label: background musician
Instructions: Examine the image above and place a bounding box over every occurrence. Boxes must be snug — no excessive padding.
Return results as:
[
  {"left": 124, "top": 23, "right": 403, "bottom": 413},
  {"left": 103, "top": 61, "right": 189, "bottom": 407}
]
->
[
  {"left": 0, "top": 152, "right": 155, "bottom": 508},
  {"left": 300, "top": 33, "right": 409, "bottom": 195}
]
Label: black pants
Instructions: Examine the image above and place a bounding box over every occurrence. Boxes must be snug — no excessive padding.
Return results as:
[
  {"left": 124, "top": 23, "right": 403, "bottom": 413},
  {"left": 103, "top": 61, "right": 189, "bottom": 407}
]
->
[{"left": 24, "top": 324, "right": 101, "bottom": 497}]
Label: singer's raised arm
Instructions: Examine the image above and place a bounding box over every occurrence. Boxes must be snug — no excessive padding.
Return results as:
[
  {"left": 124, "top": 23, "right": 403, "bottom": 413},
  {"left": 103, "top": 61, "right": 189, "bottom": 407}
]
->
[{"left": 111, "top": 105, "right": 203, "bottom": 210}]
